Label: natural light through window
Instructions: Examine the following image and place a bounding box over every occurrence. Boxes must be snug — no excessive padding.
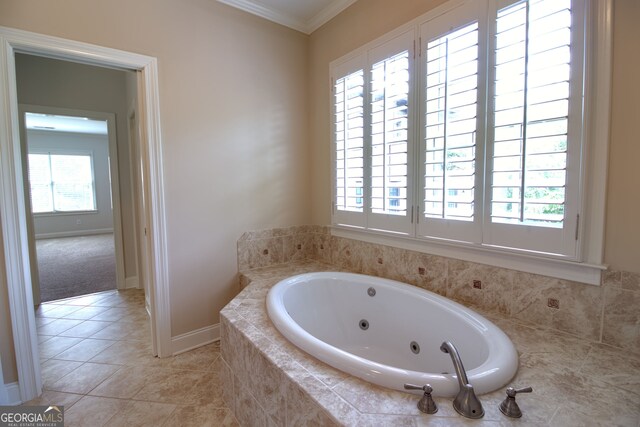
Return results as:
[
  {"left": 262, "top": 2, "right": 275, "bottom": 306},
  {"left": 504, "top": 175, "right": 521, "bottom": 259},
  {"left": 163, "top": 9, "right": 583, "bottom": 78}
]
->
[
  {"left": 331, "top": 0, "right": 593, "bottom": 260},
  {"left": 335, "top": 70, "right": 365, "bottom": 213},
  {"left": 424, "top": 22, "right": 479, "bottom": 222},
  {"left": 28, "top": 152, "right": 96, "bottom": 213},
  {"left": 490, "top": 0, "right": 572, "bottom": 228},
  {"left": 330, "top": 0, "right": 611, "bottom": 284},
  {"left": 370, "top": 51, "right": 410, "bottom": 216}
]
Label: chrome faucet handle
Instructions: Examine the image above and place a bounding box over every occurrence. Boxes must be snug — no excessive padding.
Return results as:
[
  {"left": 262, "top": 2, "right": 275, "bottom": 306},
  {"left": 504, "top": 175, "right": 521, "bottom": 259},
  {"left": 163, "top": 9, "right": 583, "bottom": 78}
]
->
[
  {"left": 404, "top": 383, "right": 438, "bottom": 414},
  {"left": 499, "top": 386, "right": 533, "bottom": 418}
]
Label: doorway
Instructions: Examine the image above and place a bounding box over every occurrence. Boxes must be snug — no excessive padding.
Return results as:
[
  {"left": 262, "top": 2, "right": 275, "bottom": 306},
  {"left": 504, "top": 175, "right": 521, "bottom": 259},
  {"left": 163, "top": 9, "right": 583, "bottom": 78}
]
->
[
  {"left": 0, "top": 26, "right": 172, "bottom": 403},
  {"left": 20, "top": 108, "right": 125, "bottom": 304}
]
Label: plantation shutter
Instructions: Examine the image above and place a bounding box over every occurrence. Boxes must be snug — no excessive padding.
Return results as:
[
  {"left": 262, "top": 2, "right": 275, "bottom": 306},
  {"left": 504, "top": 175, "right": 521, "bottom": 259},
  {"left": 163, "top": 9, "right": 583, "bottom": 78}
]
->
[
  {"left": 366, "top": 30, "right": 415, "bottom": 235},
  {"left": 485, "top": 0, "right": 584, "bottom": 257},
  {"left": 417, "top": 1, "right": 486, "bottom": 242},
  {"left": 332, "top": 55, "right": 367, "bottom": 228},
  {"left": 331, "top": 0, "right": 588, "bottom": 260}
]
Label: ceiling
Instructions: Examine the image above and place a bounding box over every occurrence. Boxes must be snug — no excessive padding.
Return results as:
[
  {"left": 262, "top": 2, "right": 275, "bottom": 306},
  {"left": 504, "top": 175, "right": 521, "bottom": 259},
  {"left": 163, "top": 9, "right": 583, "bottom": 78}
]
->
[
  {"left": 25, "top": 113, "right": 108, "bottom": 135},
  {"left": 217, "top": 0, "right": 357, "bottom": 34}
]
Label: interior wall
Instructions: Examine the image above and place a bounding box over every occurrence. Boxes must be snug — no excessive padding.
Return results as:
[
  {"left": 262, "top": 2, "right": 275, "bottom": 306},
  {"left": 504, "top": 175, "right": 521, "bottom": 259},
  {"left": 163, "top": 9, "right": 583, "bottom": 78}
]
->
[
  {"left": 26, "top": 130, "right": 114, "bottom": 238},
  {"left": 0, "top": 0, "right": 310, "bottom": 348},
  {"left": 604, "top": 0, "right": 640, "bottom": 273},
  {"left": 308, "top": 0, "right": 640, "bottom": 274}
]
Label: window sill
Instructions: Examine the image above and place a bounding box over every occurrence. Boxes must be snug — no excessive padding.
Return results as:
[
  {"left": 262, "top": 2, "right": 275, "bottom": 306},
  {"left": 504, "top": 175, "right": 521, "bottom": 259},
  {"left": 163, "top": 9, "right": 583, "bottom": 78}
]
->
[
  {"left": 331, "top": 225, "right": 605, "bottom": 285},
  {"left": 33, "top": 210, "right": 98, "bottom": 218}
]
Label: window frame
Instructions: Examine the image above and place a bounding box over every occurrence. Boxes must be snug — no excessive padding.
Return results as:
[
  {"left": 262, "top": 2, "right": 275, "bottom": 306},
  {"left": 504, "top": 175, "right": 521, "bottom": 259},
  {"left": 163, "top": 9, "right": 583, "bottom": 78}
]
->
[
  {"left": 27, "top": 148, "right": 98, "bottom": 215},
  {"left": 329, "top": 0, "right": 612, "bottom": 285}
]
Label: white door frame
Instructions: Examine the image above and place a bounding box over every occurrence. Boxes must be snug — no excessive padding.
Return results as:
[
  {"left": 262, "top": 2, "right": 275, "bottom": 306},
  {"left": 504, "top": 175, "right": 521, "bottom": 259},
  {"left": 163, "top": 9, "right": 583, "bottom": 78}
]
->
[
  {"left": 127, "top": 105, "right": 142, "bottom": 294},
  {"left": 0, "top": 26, "right": 172, "bottom": 402},
  {"left": 0, "top": 353, "right": 7, "bottom": 404}
]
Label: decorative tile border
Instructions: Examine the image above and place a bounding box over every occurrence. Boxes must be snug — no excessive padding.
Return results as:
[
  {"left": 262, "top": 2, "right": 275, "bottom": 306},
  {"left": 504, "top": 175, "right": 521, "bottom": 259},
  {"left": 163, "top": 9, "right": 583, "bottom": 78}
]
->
[
  {"left": 237, "top": 226, "right": 640, "bottom": 355},
  {"left": 237, "top": 226, "right": 330, "bottom": 271}
]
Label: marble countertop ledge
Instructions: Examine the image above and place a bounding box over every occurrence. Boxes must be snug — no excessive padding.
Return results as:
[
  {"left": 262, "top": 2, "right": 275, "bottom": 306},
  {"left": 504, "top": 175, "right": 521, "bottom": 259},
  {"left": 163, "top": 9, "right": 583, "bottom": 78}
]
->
[{"left": 221, "top": 261, "right": 640, "bottom": 426}]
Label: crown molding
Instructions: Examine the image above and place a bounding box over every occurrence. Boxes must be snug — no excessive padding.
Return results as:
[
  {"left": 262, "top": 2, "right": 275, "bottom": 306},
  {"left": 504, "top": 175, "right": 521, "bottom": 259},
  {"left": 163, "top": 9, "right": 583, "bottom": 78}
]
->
[
  {"left": 306, "top": 0, "right": 358, "bottom": 33},
  {"left": 218, "top": 0, "right": 307, "bottom": 33},
  {"left": 217, "top": 0, "right": 357, "bottom": 34}
]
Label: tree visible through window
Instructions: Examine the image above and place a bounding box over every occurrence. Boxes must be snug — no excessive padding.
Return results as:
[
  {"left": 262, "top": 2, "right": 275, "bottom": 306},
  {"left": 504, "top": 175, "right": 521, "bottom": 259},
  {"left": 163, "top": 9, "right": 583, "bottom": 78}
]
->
[{"left": 28, "top": 152, "right": 96, "bottom": 213}]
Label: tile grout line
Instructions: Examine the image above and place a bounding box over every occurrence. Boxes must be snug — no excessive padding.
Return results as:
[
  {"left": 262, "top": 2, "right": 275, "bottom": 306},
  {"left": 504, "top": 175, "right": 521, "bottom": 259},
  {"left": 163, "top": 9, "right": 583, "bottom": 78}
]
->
[{"left": 32, "top": 288, "right": 236, "bottom": 425}]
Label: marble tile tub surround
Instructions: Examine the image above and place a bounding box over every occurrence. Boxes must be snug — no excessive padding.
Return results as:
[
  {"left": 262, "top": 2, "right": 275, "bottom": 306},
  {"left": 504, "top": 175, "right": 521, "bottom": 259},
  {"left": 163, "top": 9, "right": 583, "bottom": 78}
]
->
[
  {"left": 237, "top": 225, "right": 332, "bottom": 271},
  {"left": 237, "top": 225, "right": 640, "bottom": 355},
  {"left": 221, "top": 262, "right": 640, "bottom": 426}
]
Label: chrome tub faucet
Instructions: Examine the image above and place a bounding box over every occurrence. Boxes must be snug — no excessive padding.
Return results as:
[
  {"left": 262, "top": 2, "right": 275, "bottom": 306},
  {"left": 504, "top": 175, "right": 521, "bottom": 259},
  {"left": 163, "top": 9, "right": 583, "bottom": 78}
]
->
[{"left": 440, "top": 341, "right": 484, "bottom": 419}]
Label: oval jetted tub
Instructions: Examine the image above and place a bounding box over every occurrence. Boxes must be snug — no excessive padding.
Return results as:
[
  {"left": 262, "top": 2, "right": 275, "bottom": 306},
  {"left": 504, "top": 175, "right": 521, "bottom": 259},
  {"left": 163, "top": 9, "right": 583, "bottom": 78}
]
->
[{"left": 266, "top": 272, "right": 518, "bottom": 397}]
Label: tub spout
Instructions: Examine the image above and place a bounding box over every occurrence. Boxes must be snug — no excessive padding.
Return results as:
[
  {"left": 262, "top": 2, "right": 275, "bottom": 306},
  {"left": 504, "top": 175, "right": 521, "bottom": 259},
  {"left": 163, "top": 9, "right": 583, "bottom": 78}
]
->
[{"left": 440, "top": 341, "right": 484, "bottom": 419}]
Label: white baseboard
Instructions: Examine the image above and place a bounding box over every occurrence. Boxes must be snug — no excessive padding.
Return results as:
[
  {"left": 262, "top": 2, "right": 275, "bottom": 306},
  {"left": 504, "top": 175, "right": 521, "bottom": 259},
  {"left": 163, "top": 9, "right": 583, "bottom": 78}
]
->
[
  {"left": 1, "top": 382, "right": 22, "bottom": 405},
  {"left": 125, "top": 276, "right": 139, "bottom": 289},
  {"left": 35, "top": 228, "right": 114, "bottom": 240},
  {"left": 171, "top": 324, "right": 220, "bottom": 355}
]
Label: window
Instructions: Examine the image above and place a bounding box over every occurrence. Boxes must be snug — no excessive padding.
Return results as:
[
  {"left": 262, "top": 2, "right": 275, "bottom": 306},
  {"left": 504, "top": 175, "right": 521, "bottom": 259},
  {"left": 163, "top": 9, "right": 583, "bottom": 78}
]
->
[
  {"left": 419, "top": 9, "right": 485, "bottom": 243},
  {"left": 484, "top": 0, "right": 583, "bottom": 256},
  {"left": 369, "top": 49, "right": 410, "bottom": 218},
  {"left": 28, "top": 152, "right": 96, "bottom": 213},
  {"left": 423, "top": 22, "right": 479, "bottom": 223},
  {"left": 333, "top": 31, "right": 416, "bottom": 234},
  {"left": 331, "top": 0, "right": 596, "bottom": 263},
  {"left": 334, "top": 68, "right": 365, "bottom": 215}
]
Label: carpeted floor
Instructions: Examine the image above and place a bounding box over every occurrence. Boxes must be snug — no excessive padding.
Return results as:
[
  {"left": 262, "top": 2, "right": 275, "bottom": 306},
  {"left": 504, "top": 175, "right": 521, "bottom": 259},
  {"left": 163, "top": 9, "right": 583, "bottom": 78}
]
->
[{"left": 36, "top": 234, "right": 117, "bottom": 302}]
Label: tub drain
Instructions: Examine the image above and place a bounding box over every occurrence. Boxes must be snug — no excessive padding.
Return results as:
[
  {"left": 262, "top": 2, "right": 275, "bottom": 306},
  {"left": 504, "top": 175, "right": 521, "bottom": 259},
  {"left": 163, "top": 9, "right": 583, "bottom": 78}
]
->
[
  {"left": 367, "top": 287, "right": 376, "bottom": 297},
  {"left": 410, "top": 341, "right": 420, "bottom": 354},
  {"left": 359, "top": 319, "right": 369, "bottom": 330}
]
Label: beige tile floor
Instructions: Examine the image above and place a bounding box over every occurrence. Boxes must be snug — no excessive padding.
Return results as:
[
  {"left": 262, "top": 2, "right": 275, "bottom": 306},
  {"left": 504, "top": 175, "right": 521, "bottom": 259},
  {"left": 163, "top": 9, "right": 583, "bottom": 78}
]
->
[{"left": 25, "top": 289, "right": 238, "bottom": 427}]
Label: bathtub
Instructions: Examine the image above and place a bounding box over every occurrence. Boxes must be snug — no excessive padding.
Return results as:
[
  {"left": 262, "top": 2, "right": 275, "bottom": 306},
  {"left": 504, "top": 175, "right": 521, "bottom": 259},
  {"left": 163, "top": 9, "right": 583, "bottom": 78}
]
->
[{"left": 266, "top": 272, "right": 518, "bottom": 397}]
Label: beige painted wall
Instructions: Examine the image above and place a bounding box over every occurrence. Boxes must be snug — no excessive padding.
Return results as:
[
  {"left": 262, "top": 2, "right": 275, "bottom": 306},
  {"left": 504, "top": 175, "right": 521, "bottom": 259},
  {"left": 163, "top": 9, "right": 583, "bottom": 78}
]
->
[
  {"left": 605, "top": 0, "right": 640, "bottom": 273},
  {"left": 0, "top": 0, "right": 310, "bottom": 375},
  {"left": 15, "top": 54, "right": 137, "bottom": 277},
  {"left": 309, "top": 0, "right": 640, "bottom": 274}
]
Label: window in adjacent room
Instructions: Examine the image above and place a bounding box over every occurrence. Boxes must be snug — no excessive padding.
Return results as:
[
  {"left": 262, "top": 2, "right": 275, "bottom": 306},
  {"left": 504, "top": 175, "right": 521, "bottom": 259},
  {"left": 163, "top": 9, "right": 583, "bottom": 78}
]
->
[{"left": 28, "top": 152, "right": 96, "bottom": 213}]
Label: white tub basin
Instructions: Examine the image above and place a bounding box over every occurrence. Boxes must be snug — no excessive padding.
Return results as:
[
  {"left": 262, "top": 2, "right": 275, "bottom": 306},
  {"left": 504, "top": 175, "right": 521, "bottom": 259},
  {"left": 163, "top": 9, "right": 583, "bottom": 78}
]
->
[{"left": 266, "top": 272, "right": 518, "bottom": 397}]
